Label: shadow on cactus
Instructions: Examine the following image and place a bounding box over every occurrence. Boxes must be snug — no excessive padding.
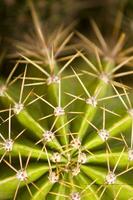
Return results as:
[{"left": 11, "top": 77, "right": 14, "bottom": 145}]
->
[{"left": 0, "top": 1, "right": 133, "bottom": 200}]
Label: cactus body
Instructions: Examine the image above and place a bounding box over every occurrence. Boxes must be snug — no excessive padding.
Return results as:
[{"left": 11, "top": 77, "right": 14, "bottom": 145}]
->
[{"left": 0, "top": 1, "right": 133, "bottom": 200}]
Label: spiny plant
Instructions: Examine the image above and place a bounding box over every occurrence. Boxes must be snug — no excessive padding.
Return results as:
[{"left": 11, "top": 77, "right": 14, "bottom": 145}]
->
[{"left": 0, "top": 1, "right": 133, "bottom": 200}]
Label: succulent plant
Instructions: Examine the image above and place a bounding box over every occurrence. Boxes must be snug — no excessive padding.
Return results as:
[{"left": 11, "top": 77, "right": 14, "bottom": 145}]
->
[{"left": 0, "top": 1, "right": 133, "bottom": 200}]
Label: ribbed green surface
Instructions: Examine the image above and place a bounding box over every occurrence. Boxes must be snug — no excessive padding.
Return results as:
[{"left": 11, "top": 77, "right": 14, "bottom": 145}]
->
[{"left": 0, "top": 1, "right": 133, "bottom": 200}]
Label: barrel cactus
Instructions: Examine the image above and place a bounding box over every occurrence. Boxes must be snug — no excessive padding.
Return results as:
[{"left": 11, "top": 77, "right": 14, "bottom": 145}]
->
[{"left": 0, "top": 1, "right": 133, "bottom": 200}]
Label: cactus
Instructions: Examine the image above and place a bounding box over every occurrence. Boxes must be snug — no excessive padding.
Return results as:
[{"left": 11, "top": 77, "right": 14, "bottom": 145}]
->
[{"left": 0, "top": 1, "right": 133, "bottom": 200}]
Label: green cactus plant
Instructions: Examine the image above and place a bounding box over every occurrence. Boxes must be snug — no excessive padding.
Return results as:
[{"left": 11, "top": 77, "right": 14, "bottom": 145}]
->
[{"left": 0, "top": 1, "right": 133, "bottom": 200}]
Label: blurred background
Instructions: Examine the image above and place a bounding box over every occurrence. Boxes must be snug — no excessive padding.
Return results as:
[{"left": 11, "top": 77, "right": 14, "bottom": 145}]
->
[
  {"left": 0, "top": 0, "right": 132, "bottom": 40},
  {"left": 0, "top": 0, "right": 132, "bottom": 81}
]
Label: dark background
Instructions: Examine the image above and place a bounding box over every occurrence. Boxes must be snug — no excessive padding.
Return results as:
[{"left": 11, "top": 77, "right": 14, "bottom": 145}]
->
[
  {"left": 0, "top": 0, "right": 133, "bottom": 40},
  {"left": 0, "top": 0, "right": 132, "bottom": 82}
]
